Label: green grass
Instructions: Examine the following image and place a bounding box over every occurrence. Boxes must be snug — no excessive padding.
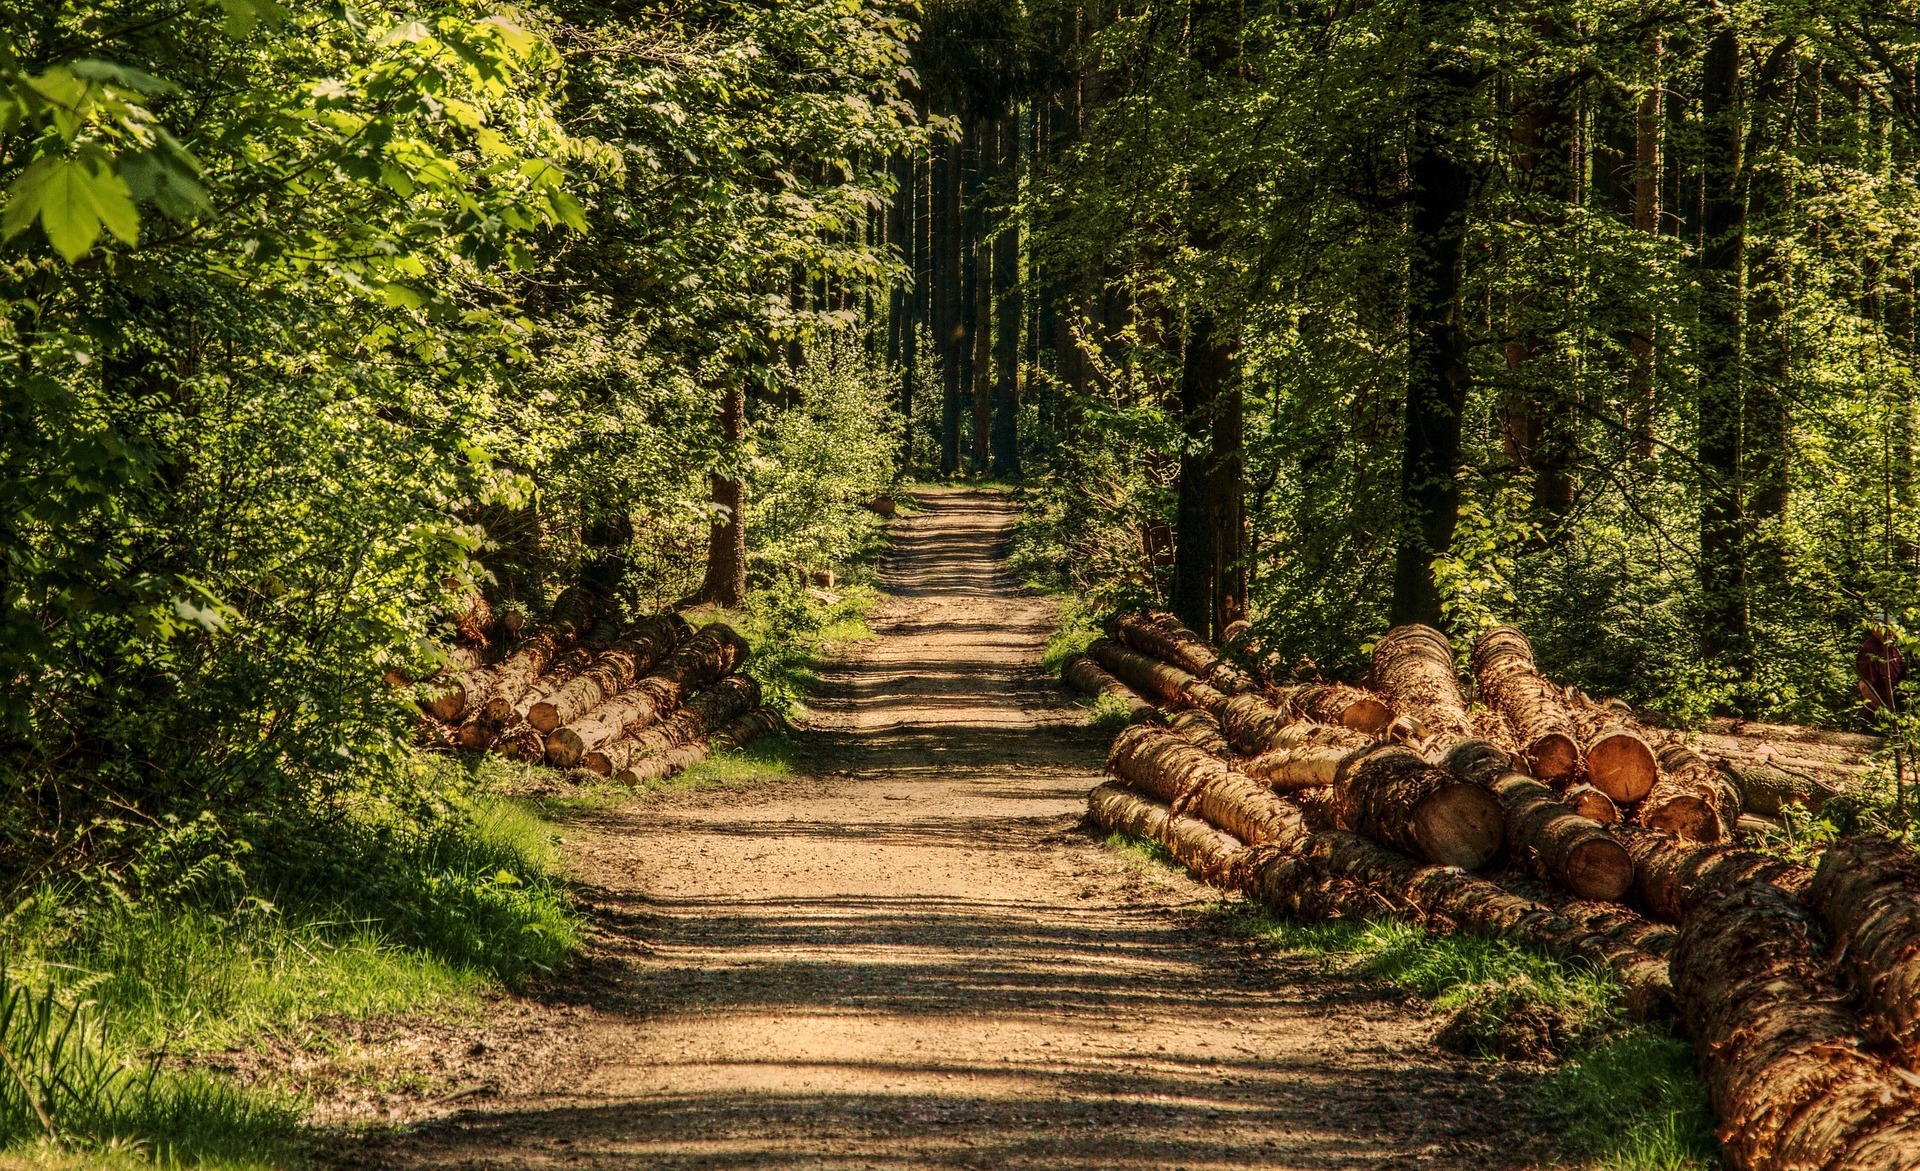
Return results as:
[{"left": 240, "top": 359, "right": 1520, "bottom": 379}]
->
[
  {"left": 652, "top": 734, "right": 797, "bottom": 792},
  {"left": 1040, "top": 594, "right": 1104, "bottom": 675},
  {"left": 1083, "top": 692, "right": 1136, "bottom": 734},
  {"left": 1100, "top": 830, "right": 1177, "bottom": 870},
  {"left": 1, "top": 768, "right": 584, "bottom": 1167},
  {"left": 708, "top": 580, "right": 880, "bottom": 718},
  {"left": 1544, "top": 1028, "right": 1720, "bottom": 1171}
]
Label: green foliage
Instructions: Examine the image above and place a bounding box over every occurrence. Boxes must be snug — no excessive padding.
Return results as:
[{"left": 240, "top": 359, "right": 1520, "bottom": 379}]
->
[
  {"left": 1083, "top": 692, "right": 1135, "bottom": 734},
  {"left": 711, "top": 578, "right": 880, "bottom": 716},
  {"left": 1038, "top": 594, "right": 1103, "bottom": 674},
  {"left": 1544, "top": 1029, "right": 1721, "bottom": 1171},
  {"left": 1098, "top": 830, "right": 1175, "bottom": 870}
]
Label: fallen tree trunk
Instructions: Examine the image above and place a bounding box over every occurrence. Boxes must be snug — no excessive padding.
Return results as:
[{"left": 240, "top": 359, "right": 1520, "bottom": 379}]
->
[
  {"left": 602, "top": 674, "right": 762, "bottom": 777},
  {"left": 1242, "top": 723, "right": 1373, "bottom": 792},
  {"left": 496, "top": 725, "right": 547, "bottom": 764},
  {"left": 1088, "top": 782, "right": 1246, "bottom": 882},
  {"left": 547, "top": 584, "right": 602, "bottom": 637},
  {"left": 1469, "top": 627, "right": 1583, "bottom": 782},
  {"left": 1271, "top": 683, "right": 1393, "bottom": 737},
  {"left": 1622, "top": 829, "right": 1811, "bottom": 925},
  {"left": 1089, "top": 783, "right": 1672, "bottom": 1016},
  {"left": 710, "top": 706, "right": 789, "bottom": 753},
  {"left": 1332, "top": 744, "right": 1504, "bottom": 869},
  {"left": 1370, "top": 624, "right": 1475, "bottom": 750},
  {"left": 1090, "top": 637, "right": 1194, "bottom": 705},
  {"left": 1569, "top": 697, "right": 1659, "bottom": 802},
  {"left": 1672, "top": 867, "right": 1920, "bottom": 1170},
  {"left": 1701, "top": 751, "right": 1846, "bottom": 814},
  {"left": 1106, "top": 725, "right": 1309, "bottom": 848},
  {"left": 1060, "top": 654, "right": 1158, "bottom": 722},
  {"left": 427, "top": 633, "right": 562, "bottom": 723},
  {"left": 614, "top": 703, "right": 788, "bottom": 786},
  {"left": 1108, "top": 610, "right": 1218, "bottom": 678},
  {"left": 1441, "top": 740, "right": 1632, "bottom": 901},
  {"left": 1166, "top": 708, "right": 1230, "bottom": 756},
  {"left": 451, "top": 591, "right": 496, "bottom": 649},
  {"left": 527, "top": 615, "right": 691, "bottom": 732},
  {"left": 1635, "top": 741, "right": 1741, "bottom": 842},
  {"left": 1811, "top": 836, "right": 1920, "bottom": 1056}
]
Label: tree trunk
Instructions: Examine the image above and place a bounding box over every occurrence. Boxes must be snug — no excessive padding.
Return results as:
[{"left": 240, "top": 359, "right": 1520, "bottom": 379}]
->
[
  {"left": 937, "top": 135, "right": 963, "bottom": 476},
  {"left": 1240, "top": 721, "right": 1373, "bottom": 791},
  {"left": 1333, "top": 743, "right": 1504, "bottom": 869},
  {"left": 991, "top": 109, "right": 1022, "bottom": 477},
  {"left": 1271, "top": 683, "right": 1394, "bottom": 737},
  {"left": 1469, "top": 626, "right": 1583, "bottom": 781},
  {"left": 1634, "top": 740, "right": 1741, "bottom": 842},
  {"left": 527, "top": 614, "right": 690, "bottom": 733},
  {"left": 543, "top": 623, "right": 748, "bottom": 767},
  {"left": 1672, "top": 864, "right": 1920, "bottom": 1171},
  {"left": 1060, "top": 654, "right": 1157, "bottom": 723},
  {"left": 697, "top": 378, "right": 748, "bottom": 608},
  {"left": 1628, "top": 32, "right": 1664, "bottom": 461},
  {"left": 1107, "top": 609, "right": 1220, "bottom": 677},
  {"left": 1090, "top": 637, "right": 1195, "bottom": 706},
  {"left": 1811, "top": 836, "right": 1920, "bottom": 1057},
  {"left": 1166, "top": 708, "right": 1230, "bottom": 756},
  {"left": 1172, "top": 315, "right": 1238, "bottom": 641},
  {"left": 1569, "top": 697, "right": 1660, "bottom": 802},
  {"left": 1441, "top": 740, "right": 1632, "bottom": 900},
  {"left": 1622, "top": 829, "right": 1810, "bottom": 925},
  {"left": 427, "top": 633, "right": 562, "bottom": 723},
  {"left": 1370, "top": 623, "right": 1474, "bottom": 749},
  {"left": 1697, "top": 22, "right": 1751, "bottom": 678},
  {"left": 1392, "top": 0, "right": 1476, "bottom": 627},
  {"left": 597, "top": 674, "right": 761, "bottom": 776}
]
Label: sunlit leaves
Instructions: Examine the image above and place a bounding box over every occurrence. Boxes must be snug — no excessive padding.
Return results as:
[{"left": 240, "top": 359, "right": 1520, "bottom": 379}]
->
[{"left": 3, "top": 154, "right": 138, "bottom": 260}]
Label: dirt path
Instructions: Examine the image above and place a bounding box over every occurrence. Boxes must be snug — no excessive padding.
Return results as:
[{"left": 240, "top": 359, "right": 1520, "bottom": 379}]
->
[{"left": 341, "top": 489, "right": 1549, "bottom": 1169}]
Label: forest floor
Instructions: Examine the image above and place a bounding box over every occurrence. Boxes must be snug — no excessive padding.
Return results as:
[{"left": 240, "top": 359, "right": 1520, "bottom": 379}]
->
[{"left": 326, "top": 489, "right": 1564, "bottom": 1170}]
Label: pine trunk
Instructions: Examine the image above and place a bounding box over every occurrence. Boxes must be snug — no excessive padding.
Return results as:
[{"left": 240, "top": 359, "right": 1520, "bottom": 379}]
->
[
  {"left": 1371, "top": 624, "right": 1475, "bottom": 749},
  {"left": 1271, "top": 682, "right": 1394, "bottom": 737},
  {"left": 544, "top": 623, "right": 749, "bottom": 767},
  {"left": 1090, "top": 637, "right": 1196, "bottom": 706},
  {"left": 602, "top": 674, "right": 762, "bottom": 778},
  {"left": 527, "top": 615, "right": 690, "bottom": 733},
  {"left": 1635, "top": 741, "right": 1741, "bottom": 842},
  {"left": 1441, "top": 740, "right": 1632, "bottom": 900},
  {"left": 428, "top": 633, "right": 562, "bottom": 723},
  {"left": 697, "top": 381, "right": 748, "bottom": 608},
  {"left": 1333, "top": 744, "right": 1504, "bottom": 869},
  {"left": 1811, "top": 836, "right": 1920, "bottom": 1055},
  {"left": 1060, "top": 654, "right": 1157, "bottom": 723},
  {"left": 1469, "top": 626, "right": 1583, "bottom": 781},
  {"left": 1569, "top": 697, "right": 1659, "bottom": 802}
]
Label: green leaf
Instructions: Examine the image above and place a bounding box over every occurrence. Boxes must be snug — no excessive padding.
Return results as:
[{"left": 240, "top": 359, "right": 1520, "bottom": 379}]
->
[{"left": 18, "top": 156, "right": 140, "bottom": 260}]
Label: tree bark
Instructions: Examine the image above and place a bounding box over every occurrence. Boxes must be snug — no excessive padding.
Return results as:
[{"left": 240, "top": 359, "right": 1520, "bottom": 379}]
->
[
  {"left": 1569, "top": 697, "right": 1659, "bottom": 802},
  {"left": 697, "top": 378, "right": 748, "bottom": 608},
  {"left": 527, "top": 614, "right": 691, "bottom": 733},
  {"left": 991, "top": 109, "right": 1021, "bottom": 477},
  {"left": 1333, "top": 743, "right": 1504, "bottom": 869},
  {"left": 1060, "top": 654, "right": 1157, "bottom": 723},
  {"left": 1634, "top": 740, "right": 1742, "bottom": 842},
  {"left": 936, "top": 134, "right": 963, "bottom": 476},
  {"left": 1090, "top": 637, "right": 1195, "bottom": 706},
  {"left": 427, "top": 633, "right": 562, "bottom": 724},
  {"left": 1270, "top": 683, "right": 1394, "bottom": 737},
  {"left": 543, "top": 623, "right": 748, "bottom": 767},
  {"left": 1469, "top": 626, "right": 1582, "bottom": 781},
  {"left": 1107, "top": 609, "right": 1220, "bottom": 677},
  {"left": 1370, "top": 623, "right": 1474, "bottom": 749},
  {"left": 1811, "top": 835, "right": 1920, "bottom": 1056},
  {"left": 1628, "top": 31, "right": 1664, "bottom": 461},
  {"left": 1441, "top": 739, "right": 1632, "bottom": 900},
  {"left": 1392, "top": 0, "right": 1476, "bottom": 627},
  {"left": 598, "top": 673, "right": 761, "bottom": 776}
]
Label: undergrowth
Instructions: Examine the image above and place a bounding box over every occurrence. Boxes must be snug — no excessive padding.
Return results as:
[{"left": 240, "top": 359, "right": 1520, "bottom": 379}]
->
[{"left": 710, "top": 577, "right": 880, "bottom": 717}]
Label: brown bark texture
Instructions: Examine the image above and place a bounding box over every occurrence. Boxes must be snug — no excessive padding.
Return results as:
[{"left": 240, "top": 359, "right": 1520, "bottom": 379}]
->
[
  {"left": 1060, "top": 654, "right": 1158, "bottom": 722},
  {"left": 1087, "top": 781, "right": 1246, "bottom": 884},
  {"left": 1561, "top": 783, "right": 1621, "bottom": 825},
  {"left": 601, "top": 674, "right": 762, "bottom": 777},
  {"left": 1623, "top": 830, "right": 1811, "bottom": 925},
  {"left": 1166, "top": 708, "right": 1230, "bottom": 756},
  {"left": 428, "top": 633, "right": 562, "bottom": 723},
  {"left": 1370, "top": 624, "right": 1475, "bottom": 750},
  {"left": 1440, "top": 739, "right": 1632, "bottom": 899},
  {"left": 1469, "top": 626, "right": 1583, "bottom": 782},
  {"left": 528, "top": 614, "right": 691, "bottom": 733},
  {"left": 1811, "top": 836, "right": 1920, "bottom": 1055},
  {"left": 1090, "top": 637, "right": 1195, "bottom": 705},
  {"left": 1241, "top": 722, "right": 1373, "bottom": 792},
  {"left": 1635, "top": 741, "right": 1741, "bottom": 842},
  {"left": 1332, "top": 744, "right": 1504, "bottom": 870},
  {"left": 452, "top": 592, "right": 496, "bottom": 649},
  {"left": 547, "top": 584, "right": 602, "bottom": 638},
  {"left": 1271, "top": 682, "right": 1394, "bottom": 736},
  {"left": 1672, "top": 869, "right": 1920, "bottom": 1171},
  {"left": 1107, "top": 609, "right": 1219, "bottom": 677}
]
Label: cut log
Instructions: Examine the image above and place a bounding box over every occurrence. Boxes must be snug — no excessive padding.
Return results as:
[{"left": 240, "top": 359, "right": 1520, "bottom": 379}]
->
[
  {"left": 1089, "top": 637, "right": 1194, "bottom": 705},
  {"left": 1704, "top": 717, "right": 1883, "bottom": 753},
  {"left": 1560, "top": 783, "right": 1620, "bottom": 825},
  {"left": 1241, "top": 723, "right": 1373, "bottom": 792},
  {"left": 1060, "top": 654, "right": 1157, "bottom": 723},
  {"left": 426, "top": 633, "right": 561, "bottom": 723},
  {"left": 602, "top": 674, "right": 762, "bottom": 777},
  {"left": 1088, "top": 782, "right": 1246, "bottom": 883},
  {"left": 1332, "top": 744, "right": 1504, "bottom": 870},
  {"left": 1672, "top": 864, "right": 1920, "bottom": 1171},
  {"left": 1147, "top": 800, "right": 1670, "bottom": 1015},
  {"left": 1106, "top": 723, "right": 1232, "bottom": 807},
  {"left": 1469, "top": 626, "right": 1583, "bottom": 782},
  {"left": 1370, "top": 624, "right": 1475, "bottom": 749},
  {"left": 455, "top": 717, "right": 498, "bottom": 752},
  {"left": 1634, "top": 741, "right": 1741, "bottom": 842},
  {"left": 1440, "top": 740, "right": 1632, "bottom": 901},
  {"left": 1108, "top": 609, "right": 1219, "bottom": 678},
  {"left": 710, "top": 706, "right": 789, "bottom": 753},
  {"left": 1165, "top": 708, "right": 1229, "bottom": 756},
  {"left": 1716, "top": 759, "right": 1844, "bottom": 815},
  {"left": 527, "top": 615, "right": 691, "bottom": 732},
  {"left": 547, "top": 623, "right": 751, "bottom": 767},
  {"left": 496, "top": 725, "right": 547, "bottom": 764},
  {"left": 1812, "top": 836, "right": 1920, "bottom": 1056},
  {"left": 1569, "top": 698, "right": 1659, "bottom": 802},
  {"left": 1622, "top": 829, "right": 1812, "bottom": 924},
  {"left": 547, "top": 584, "right": 601, "bottom": 637},
  {"left": 1271, "top": 682, "right": 1394, "bottom": 736}
]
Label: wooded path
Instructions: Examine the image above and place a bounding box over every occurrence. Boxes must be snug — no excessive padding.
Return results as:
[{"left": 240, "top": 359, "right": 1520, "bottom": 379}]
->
[{"left": 343, "top": 490, "right": 1547, "bottom": 1169}]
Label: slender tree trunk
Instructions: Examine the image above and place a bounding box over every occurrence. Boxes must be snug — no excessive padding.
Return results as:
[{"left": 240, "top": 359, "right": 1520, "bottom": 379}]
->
[
  {"left": 1746, "top": 41, "right": 1798, "bottom": 580},
  {"left": 1697, "top": 24, "right": 1749, "bottom": 677},
  {"left": 1629, "top": 33, "right": 1664, "bottom": 461},
  {"left": 697, "top": 378, "right": 748, "bottom": 608},
  {"left": 991, "top": 109, "right": 1022, "bottom": 477},
  {"left": 1392, "top": 0, "right": 1476, "bottom": 628},
  {"left": 937, "top": 135, "right": 963, "bottom": 476}
]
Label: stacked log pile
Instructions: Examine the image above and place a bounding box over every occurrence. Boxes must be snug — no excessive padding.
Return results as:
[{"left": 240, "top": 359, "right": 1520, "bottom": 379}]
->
[
  {"left": 415, "top": 594, "right": 783, "bottom": 786},
  {"left": 1064, "top": 610, "right": 1920, "bottom": 1170}
]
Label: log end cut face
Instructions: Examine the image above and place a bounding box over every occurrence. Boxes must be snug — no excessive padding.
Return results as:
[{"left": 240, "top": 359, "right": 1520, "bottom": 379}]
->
[
  {"left": 1586, "top": 731, "right": 1658, "bottom": 802},
  {"left": 1525, "top": 732, "right": 1582, "bottom": 784},
  {"left": 1563, "top": 838, "right": 1635, "bottom": 902},
  {"left": 1412, "top": 783, "right": 1506, "bottom": 870},
  {"left": 1640, "top": 793, "right": 1719, "bottom": 842},
  {"left": 1341, "top": 696, "right": 1393, "bottom": 737}
]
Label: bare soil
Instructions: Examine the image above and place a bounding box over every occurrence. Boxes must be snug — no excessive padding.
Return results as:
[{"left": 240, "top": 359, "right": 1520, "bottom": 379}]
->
[{"left": 327, "top": 489, "right": 1556, "bottom": 1170}]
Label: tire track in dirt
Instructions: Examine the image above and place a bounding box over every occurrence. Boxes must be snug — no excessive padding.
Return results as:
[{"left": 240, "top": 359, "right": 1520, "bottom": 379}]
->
[{"left": 334, "top": 488, "right": 1550, "bottom": 1169}]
